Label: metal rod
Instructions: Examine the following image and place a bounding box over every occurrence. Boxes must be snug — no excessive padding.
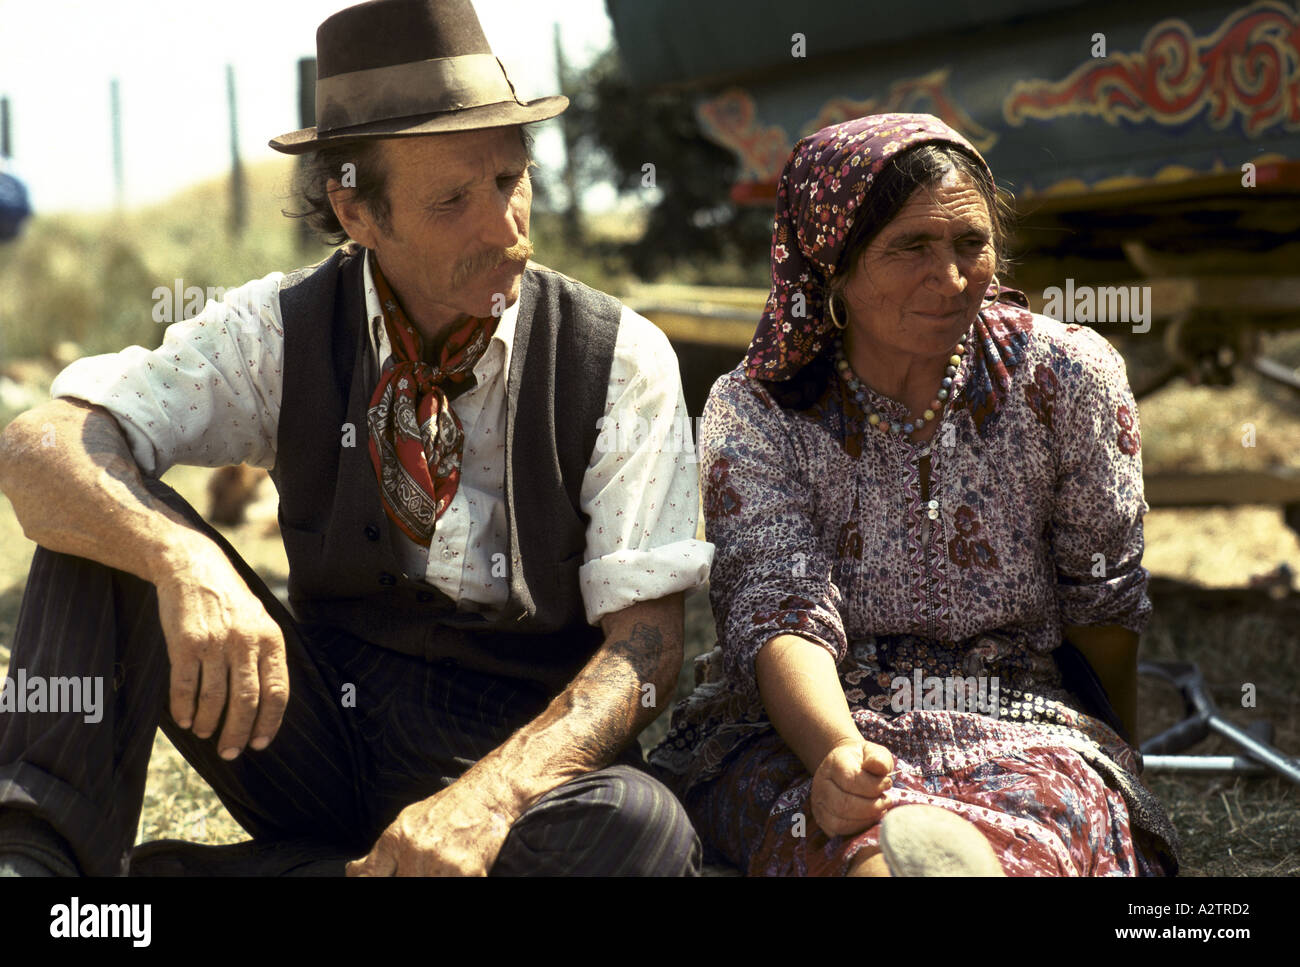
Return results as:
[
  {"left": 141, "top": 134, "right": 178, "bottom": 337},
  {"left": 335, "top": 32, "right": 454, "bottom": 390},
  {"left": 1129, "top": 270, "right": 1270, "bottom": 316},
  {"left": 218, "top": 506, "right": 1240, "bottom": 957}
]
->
[
  {"left": 1208, "top": 716, "right": 1300, "bottom": 785},
  {"left": 1143, "top": 755, "right": 1300, "bottom": 775},
  {"left": 1253, "top": 356, "right": 1300, "bottom": 393}
]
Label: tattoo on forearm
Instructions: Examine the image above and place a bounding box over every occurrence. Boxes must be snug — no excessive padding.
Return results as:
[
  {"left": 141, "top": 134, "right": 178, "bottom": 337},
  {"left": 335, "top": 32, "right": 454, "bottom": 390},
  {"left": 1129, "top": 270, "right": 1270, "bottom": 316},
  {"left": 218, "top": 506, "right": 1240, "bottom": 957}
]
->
[
  {"left": 440, "top": 602, "right": 683, "bottom": 817},
  {"left": 562, "top": 621, "right": 666, "bottom": 766},
  {"left": 592, "top": 622, "right": 664, "bottom": 689}
]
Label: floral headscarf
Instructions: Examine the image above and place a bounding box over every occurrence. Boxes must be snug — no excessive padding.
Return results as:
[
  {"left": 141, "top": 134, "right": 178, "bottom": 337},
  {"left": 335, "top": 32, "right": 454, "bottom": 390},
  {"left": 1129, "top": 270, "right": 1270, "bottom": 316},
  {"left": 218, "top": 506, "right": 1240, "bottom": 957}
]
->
[{"left": 744, "top": 113, "right": 1022, "bottom": 382}]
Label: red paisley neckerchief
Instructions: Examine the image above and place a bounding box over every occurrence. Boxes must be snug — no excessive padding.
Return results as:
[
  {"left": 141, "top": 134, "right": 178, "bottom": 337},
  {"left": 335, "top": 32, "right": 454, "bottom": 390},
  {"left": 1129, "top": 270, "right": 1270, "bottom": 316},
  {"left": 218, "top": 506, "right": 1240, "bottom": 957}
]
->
[{"left": 366, "top": 261, "right": 498, "bottom": 546}]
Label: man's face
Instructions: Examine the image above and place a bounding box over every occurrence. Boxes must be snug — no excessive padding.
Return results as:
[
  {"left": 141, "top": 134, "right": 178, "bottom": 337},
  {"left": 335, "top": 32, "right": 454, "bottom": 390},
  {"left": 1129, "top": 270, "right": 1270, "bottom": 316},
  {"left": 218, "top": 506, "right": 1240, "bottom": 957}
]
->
[{"left": 334, "top": 126, "right": 534, "bottom": 344}]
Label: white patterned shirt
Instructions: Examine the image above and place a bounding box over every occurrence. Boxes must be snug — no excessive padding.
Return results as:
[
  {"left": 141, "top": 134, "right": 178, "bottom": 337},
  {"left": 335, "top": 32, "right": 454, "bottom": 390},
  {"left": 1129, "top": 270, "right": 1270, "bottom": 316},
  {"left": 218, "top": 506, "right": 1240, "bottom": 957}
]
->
[{"left": 50, "top": 250, "right": 713, "bottom": 625}]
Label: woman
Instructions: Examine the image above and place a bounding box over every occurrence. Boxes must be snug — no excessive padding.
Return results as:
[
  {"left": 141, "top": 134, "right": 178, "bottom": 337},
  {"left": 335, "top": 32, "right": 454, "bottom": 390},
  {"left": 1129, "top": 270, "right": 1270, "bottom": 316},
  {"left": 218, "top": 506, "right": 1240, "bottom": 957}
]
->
[{"left": 649, "top": 113, "right": 1180, "bottom": 877}]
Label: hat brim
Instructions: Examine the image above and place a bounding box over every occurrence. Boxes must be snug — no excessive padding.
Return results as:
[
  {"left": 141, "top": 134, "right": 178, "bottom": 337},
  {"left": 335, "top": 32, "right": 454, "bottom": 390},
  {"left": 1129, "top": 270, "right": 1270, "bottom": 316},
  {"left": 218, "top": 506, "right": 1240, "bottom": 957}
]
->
[{"left": 268, "top": 94, "right": 568, "bottom": 155}]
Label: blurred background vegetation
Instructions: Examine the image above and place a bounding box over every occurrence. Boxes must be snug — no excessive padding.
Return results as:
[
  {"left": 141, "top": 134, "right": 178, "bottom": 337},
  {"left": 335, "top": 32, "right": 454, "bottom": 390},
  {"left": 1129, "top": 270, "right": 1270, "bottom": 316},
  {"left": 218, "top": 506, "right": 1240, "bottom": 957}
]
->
[{"left": 0, "top": 43, "right": 774, "bottom": 371}]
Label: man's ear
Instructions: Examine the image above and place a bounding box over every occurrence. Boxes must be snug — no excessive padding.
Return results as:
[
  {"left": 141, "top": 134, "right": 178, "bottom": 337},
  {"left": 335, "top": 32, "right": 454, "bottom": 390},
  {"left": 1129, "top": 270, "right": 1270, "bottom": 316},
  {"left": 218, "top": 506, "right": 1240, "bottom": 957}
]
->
[{"left": 328, "top": 179, "right": 381, "bottom": 249}]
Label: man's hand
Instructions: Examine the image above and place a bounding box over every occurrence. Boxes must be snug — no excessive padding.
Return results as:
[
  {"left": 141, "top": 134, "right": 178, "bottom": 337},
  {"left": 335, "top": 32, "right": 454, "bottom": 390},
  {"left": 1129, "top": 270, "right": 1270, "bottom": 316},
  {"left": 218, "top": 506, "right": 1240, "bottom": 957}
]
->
[
  {"left": 0, "top": 400, "right": 290, "bottom": 760},
  {"left": 810, "top": 738, "right": 895, "bottom": 838},
  {"left": 154, "top": 539, "right": 290, "bottom": 760},
  {"left": 755, "top": 633, "right": 896, "bottom": 837},
  {"left": 345, "top": 774, "right": 513, "bottom": 877},
  {"left": 343, "top": 594, "right": 684, "bottom": 877}
]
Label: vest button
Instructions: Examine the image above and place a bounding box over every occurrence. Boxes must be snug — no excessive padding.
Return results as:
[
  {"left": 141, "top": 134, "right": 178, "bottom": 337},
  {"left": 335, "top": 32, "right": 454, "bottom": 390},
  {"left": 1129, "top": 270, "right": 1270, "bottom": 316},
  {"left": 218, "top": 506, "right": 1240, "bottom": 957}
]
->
[
  {"left": 378, "top": 572, "right": 396, "bottom": 587},
  {"left": 364, "top": 525, "right": 381, "bottom": 541}
]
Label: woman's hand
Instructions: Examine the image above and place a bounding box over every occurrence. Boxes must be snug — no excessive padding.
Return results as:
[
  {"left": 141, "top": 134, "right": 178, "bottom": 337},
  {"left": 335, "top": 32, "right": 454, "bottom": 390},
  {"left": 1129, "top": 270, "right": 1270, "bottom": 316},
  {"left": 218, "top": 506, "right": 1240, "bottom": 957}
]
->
[
  {"left": 756, "top": 634, "right": 898, "bottom": 836},
  {"left": 810, "top": 738, "right": 895, "bottom": 837}
]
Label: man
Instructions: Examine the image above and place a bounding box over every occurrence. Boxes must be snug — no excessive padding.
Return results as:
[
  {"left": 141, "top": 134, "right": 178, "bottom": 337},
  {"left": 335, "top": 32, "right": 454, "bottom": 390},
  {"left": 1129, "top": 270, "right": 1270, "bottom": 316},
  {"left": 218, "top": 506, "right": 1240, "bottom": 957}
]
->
[{"left": 0, "top": 0, "right": 711, "bottom": 876}]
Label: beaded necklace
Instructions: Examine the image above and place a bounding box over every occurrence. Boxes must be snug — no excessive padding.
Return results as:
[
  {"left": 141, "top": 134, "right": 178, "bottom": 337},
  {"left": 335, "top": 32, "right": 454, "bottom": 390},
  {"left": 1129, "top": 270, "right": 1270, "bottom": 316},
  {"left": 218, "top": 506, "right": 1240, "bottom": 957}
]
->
[{"left": 834, "top": 338, "right": 966, "bottom": 440}]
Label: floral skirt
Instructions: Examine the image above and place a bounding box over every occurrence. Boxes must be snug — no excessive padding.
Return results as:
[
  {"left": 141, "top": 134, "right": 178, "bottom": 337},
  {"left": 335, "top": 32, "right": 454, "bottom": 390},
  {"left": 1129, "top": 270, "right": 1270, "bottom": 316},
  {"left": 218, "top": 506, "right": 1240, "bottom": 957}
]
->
[{"left": 674, "top": 707, "right": 1176, "bottom": 877}]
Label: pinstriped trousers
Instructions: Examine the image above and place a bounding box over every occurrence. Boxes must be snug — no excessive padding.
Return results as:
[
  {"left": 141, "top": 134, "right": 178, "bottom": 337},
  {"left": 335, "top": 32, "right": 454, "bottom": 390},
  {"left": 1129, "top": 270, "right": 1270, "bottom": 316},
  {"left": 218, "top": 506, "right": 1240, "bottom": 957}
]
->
[{"left": 0, "top": 478, "right": 700, "bottom": 877}]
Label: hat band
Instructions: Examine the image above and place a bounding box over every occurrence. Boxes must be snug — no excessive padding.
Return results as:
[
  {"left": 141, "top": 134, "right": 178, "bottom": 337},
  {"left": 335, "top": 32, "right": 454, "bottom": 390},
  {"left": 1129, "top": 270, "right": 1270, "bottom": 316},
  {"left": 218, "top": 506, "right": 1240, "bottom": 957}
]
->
[{"left": 316, "top": 53, "right": 518, "bottom": 133}]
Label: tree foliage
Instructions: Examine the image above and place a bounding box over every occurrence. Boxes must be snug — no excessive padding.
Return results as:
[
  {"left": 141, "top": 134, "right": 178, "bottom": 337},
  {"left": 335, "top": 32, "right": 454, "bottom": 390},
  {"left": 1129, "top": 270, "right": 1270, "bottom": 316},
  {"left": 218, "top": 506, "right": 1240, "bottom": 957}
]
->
[{"left": 562, "top": 48, "right": 772, "bottom": 281}]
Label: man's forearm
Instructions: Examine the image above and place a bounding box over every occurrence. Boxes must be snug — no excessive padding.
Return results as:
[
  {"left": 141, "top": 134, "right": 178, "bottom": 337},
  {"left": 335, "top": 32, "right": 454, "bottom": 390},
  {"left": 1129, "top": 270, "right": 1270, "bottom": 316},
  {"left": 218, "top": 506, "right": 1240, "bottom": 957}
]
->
[
  {"left": 451, "top": 592, "right": 685, "bottom": 821},
  {"left": 0, "top": 398, "right": 214, "bottom": 585}
]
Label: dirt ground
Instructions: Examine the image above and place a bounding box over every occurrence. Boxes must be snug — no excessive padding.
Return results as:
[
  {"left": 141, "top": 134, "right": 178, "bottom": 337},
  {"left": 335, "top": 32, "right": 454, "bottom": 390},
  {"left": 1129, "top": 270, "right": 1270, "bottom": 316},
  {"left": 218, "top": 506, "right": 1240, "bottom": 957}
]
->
[{"left": 0, "top": 357, "right": 1297, "bottom": 876}]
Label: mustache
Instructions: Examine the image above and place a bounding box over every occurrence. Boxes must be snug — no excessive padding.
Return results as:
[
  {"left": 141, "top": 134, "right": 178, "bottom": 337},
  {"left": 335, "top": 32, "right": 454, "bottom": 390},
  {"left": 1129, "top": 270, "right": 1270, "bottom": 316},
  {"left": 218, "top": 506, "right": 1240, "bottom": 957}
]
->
[{"left": 450, "top": 239, "right": 534, "bottom": 290}]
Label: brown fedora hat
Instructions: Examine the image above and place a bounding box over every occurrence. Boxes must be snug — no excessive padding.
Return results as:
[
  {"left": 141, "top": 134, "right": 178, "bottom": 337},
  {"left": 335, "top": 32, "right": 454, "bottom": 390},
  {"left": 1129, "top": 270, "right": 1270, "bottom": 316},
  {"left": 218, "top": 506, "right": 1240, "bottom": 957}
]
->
[{"left": 269, "top": 0, "right": 567, "bottom": 154}]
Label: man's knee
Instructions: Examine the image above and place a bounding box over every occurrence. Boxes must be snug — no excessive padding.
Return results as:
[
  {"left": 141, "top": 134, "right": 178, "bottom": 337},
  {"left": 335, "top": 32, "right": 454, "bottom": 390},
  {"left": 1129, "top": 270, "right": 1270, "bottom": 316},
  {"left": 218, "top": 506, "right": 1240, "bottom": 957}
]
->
[
  {"left": 495, "top": 764, "right": 700, "bottom": 876},
  {"left": 588, "top": 766, "right": 699, "bottom": 875}
]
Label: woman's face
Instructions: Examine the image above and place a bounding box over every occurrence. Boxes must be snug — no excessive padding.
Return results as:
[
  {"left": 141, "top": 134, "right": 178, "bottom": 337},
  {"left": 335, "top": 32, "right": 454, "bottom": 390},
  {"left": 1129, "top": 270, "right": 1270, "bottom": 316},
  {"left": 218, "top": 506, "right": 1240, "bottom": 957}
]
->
[{"left": 839, "top": 167, "right": 997, "bottom": 361}]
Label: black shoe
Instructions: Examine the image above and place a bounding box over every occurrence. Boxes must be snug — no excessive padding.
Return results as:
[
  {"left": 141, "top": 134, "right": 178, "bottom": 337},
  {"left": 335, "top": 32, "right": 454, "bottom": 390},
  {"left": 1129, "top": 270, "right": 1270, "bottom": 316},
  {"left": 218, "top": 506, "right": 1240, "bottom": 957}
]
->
[
  {"left": 128, "top": 838, "right": 355, "bottom": 877},
  {"left": 0, "top": 852, "right": 61, "bottom": 876},
  {"left": 0, "top": 810, "right": 81, "bottom": 876}
]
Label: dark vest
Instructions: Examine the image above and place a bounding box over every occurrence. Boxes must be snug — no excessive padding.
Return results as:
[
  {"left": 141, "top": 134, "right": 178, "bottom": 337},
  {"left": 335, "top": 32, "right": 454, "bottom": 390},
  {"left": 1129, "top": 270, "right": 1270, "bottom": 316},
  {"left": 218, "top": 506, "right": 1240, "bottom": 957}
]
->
[{"left": 271, "top": 246, "right": 621, "bottom": 694}]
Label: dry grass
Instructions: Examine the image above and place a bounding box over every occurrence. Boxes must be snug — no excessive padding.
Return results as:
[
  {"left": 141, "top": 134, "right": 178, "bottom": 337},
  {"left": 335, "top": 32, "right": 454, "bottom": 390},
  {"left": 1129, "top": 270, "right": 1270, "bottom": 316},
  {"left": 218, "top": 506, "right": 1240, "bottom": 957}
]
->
[
  {"left": 1139, "top": 579, "right": 1300, "bottom": 876},
  {"left": 1138, "top": 372, "right": 1300, "bottom": 473}
]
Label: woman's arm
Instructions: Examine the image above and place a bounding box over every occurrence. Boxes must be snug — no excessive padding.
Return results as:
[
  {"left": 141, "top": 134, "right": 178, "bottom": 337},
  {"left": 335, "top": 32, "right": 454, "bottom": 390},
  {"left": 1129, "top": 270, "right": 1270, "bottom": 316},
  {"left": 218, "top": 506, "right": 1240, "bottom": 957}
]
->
[
  {"left": 757, "top": 633, "right": 894, "bottom": 836},
  {"left": 1047, "top": 327, "right": 1150, "bottom": 745},
  {"left": 1065, "top": 624, "right": 1138, "bottom": 743},
  {"left": 698, "top": 373, "right": 850, "bottom": 696},
  {"left": 700, "top": 375, "right": 890, "bottom": 835},
  {"left": 756, "top": 634, "right": 862, "bottom": 771}
]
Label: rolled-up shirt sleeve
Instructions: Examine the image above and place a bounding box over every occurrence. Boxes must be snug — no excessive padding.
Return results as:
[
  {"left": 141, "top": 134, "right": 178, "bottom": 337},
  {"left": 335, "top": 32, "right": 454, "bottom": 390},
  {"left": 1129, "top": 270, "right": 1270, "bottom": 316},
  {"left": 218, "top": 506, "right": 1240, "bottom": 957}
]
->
[
  {"left": 701, "top": 371, "right": 846, "bottom": 699},
  {"left": 48, "top": 273, "right": 286, "bottom": 478},
  {"left": 1049, "top": 327, "right": 1151, "bottom": 633},
  {"left": 577, "top": 306, "right": 714, "bottom": 625}
]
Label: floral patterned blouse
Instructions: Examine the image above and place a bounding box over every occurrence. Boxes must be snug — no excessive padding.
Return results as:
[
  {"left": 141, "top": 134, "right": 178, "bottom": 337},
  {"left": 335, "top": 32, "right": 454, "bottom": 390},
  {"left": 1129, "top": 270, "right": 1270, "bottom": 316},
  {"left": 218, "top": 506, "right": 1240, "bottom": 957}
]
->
[{"left": 651, "top": 302, "right": 1155, "bottom": 798}]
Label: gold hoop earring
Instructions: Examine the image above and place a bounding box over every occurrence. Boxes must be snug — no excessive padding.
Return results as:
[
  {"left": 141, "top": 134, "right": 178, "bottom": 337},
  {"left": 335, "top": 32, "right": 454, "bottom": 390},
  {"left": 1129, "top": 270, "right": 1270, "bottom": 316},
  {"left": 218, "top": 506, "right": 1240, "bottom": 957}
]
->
[
  {"left": 980, "top": 276, "right": 1001, "bottom": 309},
  {"left": 828, "top": 294, "right": 847, "bottom": 330}
]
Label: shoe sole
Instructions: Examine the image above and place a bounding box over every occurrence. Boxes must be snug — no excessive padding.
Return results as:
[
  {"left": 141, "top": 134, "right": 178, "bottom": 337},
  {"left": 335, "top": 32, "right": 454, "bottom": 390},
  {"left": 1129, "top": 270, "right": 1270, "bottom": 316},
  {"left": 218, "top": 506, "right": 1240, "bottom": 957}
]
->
[{"left": 878, "top": 804, "right": 1005, "bottom": 877}]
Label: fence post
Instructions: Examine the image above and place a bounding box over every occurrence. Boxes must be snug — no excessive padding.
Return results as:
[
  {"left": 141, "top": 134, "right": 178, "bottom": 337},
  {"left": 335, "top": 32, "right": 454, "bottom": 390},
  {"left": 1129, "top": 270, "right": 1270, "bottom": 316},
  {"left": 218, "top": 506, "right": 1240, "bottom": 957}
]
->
[
  {"left": 296, "top": 57, "right": 318, "bottom": 252},
  {"left": 110, "top": 79, "right": 124, "bottom": 209},
  {"left": 227, "top": 64, "right": 247, "bottom": 236}
]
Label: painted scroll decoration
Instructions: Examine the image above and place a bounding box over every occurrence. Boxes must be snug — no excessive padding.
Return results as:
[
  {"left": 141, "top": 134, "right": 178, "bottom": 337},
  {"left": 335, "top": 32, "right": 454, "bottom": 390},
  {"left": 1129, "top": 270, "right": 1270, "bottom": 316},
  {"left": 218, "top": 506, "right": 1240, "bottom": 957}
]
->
[
  {"left": 1003, "top": 0, "right": 1300, "bottom": 136},
  {"left": 698, "top": 68, "right": 996, "bottom": 201},
  {"left": 802, "top": 68, "right": 998, "bottom": 151}
]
